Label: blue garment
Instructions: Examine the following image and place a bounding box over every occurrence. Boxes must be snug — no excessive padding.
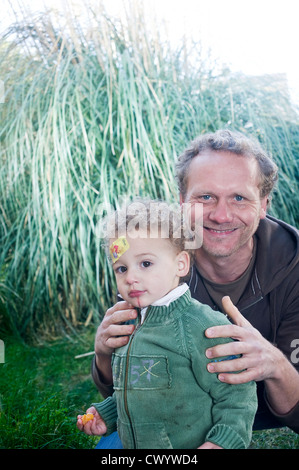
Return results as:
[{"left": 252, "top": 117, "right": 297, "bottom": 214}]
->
[{"left": 95, "top": 432, "right": 123, "bottom": 449}]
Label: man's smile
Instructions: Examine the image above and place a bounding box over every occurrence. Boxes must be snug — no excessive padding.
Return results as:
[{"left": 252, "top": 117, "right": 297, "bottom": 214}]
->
[{"left": 204, "top": 226, "right": 238, "bottom": 235}]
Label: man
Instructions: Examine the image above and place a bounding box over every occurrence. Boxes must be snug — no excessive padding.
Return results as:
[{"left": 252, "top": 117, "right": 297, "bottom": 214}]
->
[{"left": 92, "top": 130, "right": 299, "bottom": 446}]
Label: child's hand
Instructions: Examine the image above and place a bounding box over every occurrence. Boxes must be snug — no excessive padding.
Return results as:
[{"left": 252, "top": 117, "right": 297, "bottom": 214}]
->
[{"left": 77, "top": 406, "right": 107, "bottom": 436}]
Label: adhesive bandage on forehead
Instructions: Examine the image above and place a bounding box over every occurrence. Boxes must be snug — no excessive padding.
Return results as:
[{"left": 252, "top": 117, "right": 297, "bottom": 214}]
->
[{"left": 109, "top": 236, "right": 130, "bottom": 263}]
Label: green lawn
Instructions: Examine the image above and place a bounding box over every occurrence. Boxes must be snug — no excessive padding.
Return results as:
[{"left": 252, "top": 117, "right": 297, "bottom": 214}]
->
[
  {"left": 0, "top": 332, "right": 99, "bottom": 449},
  {"left": 0, "top": 332, "right": 298, "bottom": 449}
]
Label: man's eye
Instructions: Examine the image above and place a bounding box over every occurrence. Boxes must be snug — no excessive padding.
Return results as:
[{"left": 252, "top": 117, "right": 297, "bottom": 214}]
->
[
  {"left": 198, "top": 195, "right": 214, "bottom": 202},
  {"left": 141, "top": 261, "right": 152, "bottom": 268},
  {"left": 235, "top": 195, "right": 244, "bottom": 202}
]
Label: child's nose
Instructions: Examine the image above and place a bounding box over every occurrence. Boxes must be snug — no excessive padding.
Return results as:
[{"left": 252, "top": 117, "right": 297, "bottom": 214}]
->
[{"left": 125, "top": 268, "right": 138, "bottom": 285}]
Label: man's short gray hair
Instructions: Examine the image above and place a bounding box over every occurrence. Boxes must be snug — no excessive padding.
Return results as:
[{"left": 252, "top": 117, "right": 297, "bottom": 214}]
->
[{"left": 175, "top": 129, "right": 278, "bottom": 201}]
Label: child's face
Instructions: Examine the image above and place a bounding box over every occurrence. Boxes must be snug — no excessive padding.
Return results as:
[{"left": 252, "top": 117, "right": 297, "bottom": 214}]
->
[{"left": 111, "top": 233, "right": 189, "bottom": 308}]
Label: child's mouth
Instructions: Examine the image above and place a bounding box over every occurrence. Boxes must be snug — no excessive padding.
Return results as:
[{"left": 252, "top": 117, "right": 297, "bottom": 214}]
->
[{"left": 129, "top": 290, "right": 146, "bottom": 298}]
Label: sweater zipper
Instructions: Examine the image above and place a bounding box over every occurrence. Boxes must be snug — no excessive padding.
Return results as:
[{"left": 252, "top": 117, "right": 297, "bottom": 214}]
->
[{"left": 123, "top": 306, "right": 150, "bottom": 448}]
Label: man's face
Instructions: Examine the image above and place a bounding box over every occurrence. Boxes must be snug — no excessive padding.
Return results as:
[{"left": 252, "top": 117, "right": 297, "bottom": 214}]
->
[{"left": 181, "top": 150, "right": 268, "bottom": 259}]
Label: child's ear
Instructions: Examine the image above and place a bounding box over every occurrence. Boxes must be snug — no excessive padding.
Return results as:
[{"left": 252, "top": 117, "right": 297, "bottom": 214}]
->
[{"left": 177, "top": 251, "right": 190, "bottom": 277}]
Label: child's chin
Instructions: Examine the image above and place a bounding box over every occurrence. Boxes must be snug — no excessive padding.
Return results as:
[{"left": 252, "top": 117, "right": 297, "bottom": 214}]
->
[{"left": 130, "top": 298, "right": 148, "bottom": 309}]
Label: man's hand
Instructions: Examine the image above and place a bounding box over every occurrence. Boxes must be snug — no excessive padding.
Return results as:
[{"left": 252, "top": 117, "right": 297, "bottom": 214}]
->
[
  {"left": 205, "top": 296, "right": 279, "bottom": 384},
  {"left": 205, "top": 296, "right": 299, "bottom": 415},
  {"left": 95, "top": 301, "right": 137, "bottom": 356}
]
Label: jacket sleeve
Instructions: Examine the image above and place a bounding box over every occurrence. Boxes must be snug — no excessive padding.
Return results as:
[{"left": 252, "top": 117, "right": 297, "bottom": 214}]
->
[
  {"left": 92, "top": 395, "right": 118, "bottom": 436},
  {"left": 264, "top": 394, "right": 299, "bottom": 434},
  {"left": 204, "top": 367, "right": 257, "bottom": 448},
  {"left": 187, "top": 311, "right": 258, "bottom": 449},
  {"left": 270, "top": 272, "right": 299, "bottom": 433},
  {"left": 91, "top": 355, "right": 114, "bottom": 399}
]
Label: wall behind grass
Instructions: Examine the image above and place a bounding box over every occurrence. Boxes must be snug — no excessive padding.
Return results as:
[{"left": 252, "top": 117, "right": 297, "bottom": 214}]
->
[{"left": 0, "top": 3, "right": 299, "bottom": 338}]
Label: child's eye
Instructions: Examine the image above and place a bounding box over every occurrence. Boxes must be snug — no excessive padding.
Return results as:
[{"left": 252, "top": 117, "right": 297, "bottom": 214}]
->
[
  {"left": 115, "top": 265, "right": 127, "bottom": 274},
  {"left": 141, "top": 261, "right": 152, "bottom": 268}
]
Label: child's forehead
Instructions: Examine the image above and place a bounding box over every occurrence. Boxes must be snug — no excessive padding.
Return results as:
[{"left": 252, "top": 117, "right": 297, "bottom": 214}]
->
[
  {"left": 109, "top": 231, "right": 172, "bottom": 248},
  {"left": 109, "top": 231, "right": 175, "bottom": 258}
]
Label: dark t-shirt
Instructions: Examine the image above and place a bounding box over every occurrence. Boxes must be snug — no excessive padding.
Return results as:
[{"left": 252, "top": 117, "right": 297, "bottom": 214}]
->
[{"left": 199, "top": 237, "right": 257, "bottom": 310}]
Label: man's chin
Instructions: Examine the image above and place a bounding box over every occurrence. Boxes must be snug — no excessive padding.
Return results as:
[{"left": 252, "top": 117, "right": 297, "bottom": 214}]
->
[{"left": 201, "top": 242, "right": 241, "bottom": 259}]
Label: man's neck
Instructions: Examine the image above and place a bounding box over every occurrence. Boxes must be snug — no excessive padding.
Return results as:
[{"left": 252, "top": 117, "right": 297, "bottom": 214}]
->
[{"left": 195, "top": 239, "right": 254, "bottom": 284}]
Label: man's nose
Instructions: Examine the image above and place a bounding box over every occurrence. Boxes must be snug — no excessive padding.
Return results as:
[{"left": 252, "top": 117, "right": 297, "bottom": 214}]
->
[{"left": 209, "top": 199, "right": 233, "bottom": 224}]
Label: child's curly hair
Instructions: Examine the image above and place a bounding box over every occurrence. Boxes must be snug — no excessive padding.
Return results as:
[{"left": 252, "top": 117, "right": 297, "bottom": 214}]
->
[{"left": 101, "top": 197, "right": 196, "bottom": 261}]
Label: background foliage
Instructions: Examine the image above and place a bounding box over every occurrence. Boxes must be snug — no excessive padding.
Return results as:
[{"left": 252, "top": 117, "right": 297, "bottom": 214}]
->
[{"left": 0, "top": 2, "right": 299, "bottom": 338}]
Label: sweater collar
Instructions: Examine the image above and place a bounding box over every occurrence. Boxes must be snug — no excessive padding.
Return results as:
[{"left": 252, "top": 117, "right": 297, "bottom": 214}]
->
[{"left": 140, "top": 283, "right": 190, "bottom": 323}]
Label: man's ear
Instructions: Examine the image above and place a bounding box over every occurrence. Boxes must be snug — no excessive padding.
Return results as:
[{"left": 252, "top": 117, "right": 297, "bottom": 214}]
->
[
  {"left": 260, "top": 195, "right": 268, "bottom": 219},
  {"left": 177, "top": 251, "right": 190, "bottom": 277}
]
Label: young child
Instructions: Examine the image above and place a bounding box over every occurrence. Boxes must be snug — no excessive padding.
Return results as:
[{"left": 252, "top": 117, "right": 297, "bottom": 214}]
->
[{"left": 77, "top": 199, "right": 257, "bottom": 449}]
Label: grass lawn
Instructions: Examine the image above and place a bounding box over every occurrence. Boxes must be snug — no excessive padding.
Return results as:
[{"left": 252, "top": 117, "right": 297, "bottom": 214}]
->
[
  {"left": 0, "top": 331, "right": 298, "bottom": 449},
  {"left": 0, "top": 331, "right": 100, "bottom": 449}
]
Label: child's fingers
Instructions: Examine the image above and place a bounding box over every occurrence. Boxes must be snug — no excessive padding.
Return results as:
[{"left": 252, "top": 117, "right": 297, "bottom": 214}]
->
[
  {"left": 77, "top": 411, "right": 95, "bottom": 433},
  {"left": 86, "top": 406, "right": 97, "bottom": 415},
  {"left": 77, "top": 407, "right": 106, "bottom": 435},
  {"left": 80, "top": 419, "right": 94, "bottom": 435},
  {"left": 76, "top": 415, "right": 84, "bottom": 431}
]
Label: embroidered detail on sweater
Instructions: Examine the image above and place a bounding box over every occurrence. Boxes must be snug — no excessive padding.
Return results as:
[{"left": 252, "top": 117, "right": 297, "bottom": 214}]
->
[{"left": 112, "top": 353, "right": 171, "bottom": 390}]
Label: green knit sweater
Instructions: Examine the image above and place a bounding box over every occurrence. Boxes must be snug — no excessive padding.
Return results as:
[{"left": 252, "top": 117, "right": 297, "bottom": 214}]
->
[{"left": 93, "top": 289, "right": 257, "bottom": 449}]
